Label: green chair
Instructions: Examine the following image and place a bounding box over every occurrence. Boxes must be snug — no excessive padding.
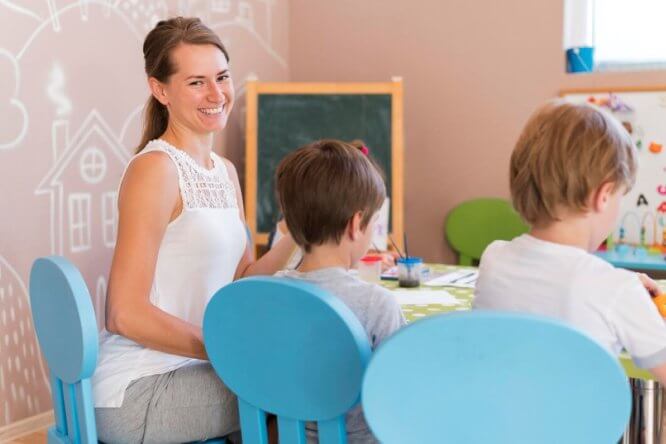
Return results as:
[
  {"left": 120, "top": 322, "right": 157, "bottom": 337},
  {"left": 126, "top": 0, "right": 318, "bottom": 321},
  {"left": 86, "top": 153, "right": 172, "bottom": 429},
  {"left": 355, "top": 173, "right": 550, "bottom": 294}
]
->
[{"left": 445, "top": 198, "right": 529, "bottom": 265}]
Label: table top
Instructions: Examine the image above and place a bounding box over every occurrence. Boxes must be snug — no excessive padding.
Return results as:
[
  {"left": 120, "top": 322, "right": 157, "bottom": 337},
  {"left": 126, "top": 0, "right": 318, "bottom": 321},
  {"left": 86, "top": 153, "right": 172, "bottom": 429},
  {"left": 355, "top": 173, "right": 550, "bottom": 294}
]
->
[
  {"left": 595, "top": 248, "right": 666, "bottom": 272},
  {"left": 389, "top": 264, "right": 654, "bottom": 380}
]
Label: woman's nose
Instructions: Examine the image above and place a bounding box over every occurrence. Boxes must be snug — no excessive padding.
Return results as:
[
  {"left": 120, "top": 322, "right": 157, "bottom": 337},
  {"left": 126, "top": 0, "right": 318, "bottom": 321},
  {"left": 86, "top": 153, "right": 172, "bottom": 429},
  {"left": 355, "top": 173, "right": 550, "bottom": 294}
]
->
[{"left": 208, "top": 84, "right": 224, "bottom": 102}]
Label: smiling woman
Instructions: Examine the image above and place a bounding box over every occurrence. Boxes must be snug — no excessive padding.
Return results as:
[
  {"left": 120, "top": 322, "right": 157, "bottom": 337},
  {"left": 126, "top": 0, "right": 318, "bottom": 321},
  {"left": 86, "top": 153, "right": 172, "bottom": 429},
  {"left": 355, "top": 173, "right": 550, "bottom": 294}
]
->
[{"left": 90, "top": 17, "right": 297, "bottom": 443}]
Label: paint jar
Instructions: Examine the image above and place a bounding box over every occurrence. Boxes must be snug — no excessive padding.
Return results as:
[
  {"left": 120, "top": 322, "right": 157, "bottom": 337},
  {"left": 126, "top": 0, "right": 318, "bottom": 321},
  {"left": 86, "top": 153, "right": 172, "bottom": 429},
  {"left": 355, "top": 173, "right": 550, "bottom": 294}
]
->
[
  {"left": 397, "top": 257, "right": 423, "bottom": 288},
  {"left": 358, "top": 255, "right": 382, "bottom": 283}
]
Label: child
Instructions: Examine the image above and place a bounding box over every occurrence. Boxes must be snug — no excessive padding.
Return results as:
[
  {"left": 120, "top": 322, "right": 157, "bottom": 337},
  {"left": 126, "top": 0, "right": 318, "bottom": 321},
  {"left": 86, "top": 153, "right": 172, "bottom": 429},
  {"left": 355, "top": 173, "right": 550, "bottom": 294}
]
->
[
  {"left": 270, "top": 140, "right": 395, "bottom": 270},
  {"left": 473, "top": 100, "right": 666, "bottom": 384},
  {"left": 275, "top": 139, "right": 406, "bottom": 444}
]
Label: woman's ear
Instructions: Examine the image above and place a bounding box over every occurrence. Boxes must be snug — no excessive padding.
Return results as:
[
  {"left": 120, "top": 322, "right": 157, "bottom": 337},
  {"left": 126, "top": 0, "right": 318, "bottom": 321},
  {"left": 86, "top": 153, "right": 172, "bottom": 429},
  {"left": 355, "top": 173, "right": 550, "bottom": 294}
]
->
[{"left": 148, "top": 77, "right": 169, "bottom": 106}]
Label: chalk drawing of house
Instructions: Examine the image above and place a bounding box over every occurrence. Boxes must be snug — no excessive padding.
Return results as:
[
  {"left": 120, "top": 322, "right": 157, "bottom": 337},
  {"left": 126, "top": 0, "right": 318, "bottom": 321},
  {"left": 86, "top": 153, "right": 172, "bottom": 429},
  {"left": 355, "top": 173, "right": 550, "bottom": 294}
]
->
[{"left": 35, "top": 109, "right": 130, "bottom": 257}]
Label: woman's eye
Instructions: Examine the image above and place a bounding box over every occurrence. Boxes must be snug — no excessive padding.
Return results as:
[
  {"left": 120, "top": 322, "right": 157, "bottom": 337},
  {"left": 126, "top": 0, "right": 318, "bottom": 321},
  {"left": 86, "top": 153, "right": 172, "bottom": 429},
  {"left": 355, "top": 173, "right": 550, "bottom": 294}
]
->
[
  {"left": 217, "top": 75, "right": 229, "bottom": 82},
  {"left": 190, "top": 80, "right": 204, "bottom": 86}
]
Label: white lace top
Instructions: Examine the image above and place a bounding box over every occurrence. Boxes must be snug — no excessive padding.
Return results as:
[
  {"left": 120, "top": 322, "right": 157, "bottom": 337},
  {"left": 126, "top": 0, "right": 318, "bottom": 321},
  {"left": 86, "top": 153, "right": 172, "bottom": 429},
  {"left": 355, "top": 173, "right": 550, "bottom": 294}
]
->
[{"left": 92, "top": 139, "right": 247, "bottom": 408}]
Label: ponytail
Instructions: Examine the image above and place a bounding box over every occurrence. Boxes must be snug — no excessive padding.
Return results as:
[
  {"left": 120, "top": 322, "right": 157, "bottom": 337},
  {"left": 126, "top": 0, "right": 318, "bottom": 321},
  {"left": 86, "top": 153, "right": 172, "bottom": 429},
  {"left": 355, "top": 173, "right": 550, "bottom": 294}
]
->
[{"left": 135, "top": 96, "right": 169, "bottom": 153}]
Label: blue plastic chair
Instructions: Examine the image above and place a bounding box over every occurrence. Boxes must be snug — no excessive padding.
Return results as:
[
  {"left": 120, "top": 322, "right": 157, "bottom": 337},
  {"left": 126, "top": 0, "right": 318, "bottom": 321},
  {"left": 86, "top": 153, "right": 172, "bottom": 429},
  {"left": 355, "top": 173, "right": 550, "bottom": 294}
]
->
[
  {"left": 29, "top": 256, "right": 228, "bottom": 444},
  {"left": 30, "top": 256, "right": 99, "bottom": 444},
  {"left": 362, "top": 311, "right": 631, "bottom": 444},
  {"left": 203, "top": 277, "right": 372, "bottom": 444}
]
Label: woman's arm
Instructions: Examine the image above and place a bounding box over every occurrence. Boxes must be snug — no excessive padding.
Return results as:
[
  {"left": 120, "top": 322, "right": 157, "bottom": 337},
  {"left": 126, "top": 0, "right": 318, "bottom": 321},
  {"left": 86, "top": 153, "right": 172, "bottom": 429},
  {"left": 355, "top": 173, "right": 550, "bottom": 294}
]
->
[
  {"left": 222, "top": 159, "right": 297, "bottom": 279},
  {"left": 105, "top": 152, "right": 207, "bottom": 360}
]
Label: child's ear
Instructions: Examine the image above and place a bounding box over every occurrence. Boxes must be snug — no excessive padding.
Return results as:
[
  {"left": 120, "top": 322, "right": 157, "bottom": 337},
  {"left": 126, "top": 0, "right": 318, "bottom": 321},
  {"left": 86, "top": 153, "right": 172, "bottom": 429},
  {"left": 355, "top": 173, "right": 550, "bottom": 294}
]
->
[
  {"left": 592, "top": 182, "right": 615, "bottom": 212},
  {"left": 348, "top": 212, "right": 364, "bottom": 241},
  {"left": 148, "top": 77, "right": 169, "bottom": 106}
]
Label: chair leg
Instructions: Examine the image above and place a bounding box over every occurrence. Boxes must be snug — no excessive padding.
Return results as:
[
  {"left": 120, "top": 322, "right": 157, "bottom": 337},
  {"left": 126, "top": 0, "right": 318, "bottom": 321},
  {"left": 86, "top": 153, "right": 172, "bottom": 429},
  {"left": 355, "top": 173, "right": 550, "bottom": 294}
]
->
[{"left": 238, "top": 398, "right": 268, "bottom": 444}]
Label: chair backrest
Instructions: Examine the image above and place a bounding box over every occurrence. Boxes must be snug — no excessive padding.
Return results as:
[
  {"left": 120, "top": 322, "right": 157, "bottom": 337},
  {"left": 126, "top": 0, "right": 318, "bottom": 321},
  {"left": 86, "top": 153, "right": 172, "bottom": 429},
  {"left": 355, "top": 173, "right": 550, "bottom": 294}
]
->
[
  {"left": 362, "top": 311, "right": 631, "bottom": 444},
  {"left": 203, "top": 277, "right": 372, "bottom": 444},
  {"left": 29, "top": 256, "right": 98, "bottom": 444},
  {"left": 445, "top": 197, "right": 528, "bottom": 265}
]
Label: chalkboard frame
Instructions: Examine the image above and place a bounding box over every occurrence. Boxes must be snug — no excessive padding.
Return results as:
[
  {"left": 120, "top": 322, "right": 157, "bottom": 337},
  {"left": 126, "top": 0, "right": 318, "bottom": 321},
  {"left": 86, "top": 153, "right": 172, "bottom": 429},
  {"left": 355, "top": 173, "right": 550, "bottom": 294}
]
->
[{"left": 245, "top": 79, "right": 405, "bottom": 250}]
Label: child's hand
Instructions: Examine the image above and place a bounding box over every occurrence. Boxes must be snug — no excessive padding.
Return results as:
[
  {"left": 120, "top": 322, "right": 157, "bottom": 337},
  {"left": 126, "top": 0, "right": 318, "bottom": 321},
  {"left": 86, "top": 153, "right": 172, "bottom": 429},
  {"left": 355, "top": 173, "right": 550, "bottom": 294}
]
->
[
  {"left": 367, "top": 250, "right": 399, "bottom": 271},
  {"left": 637, "top": 272, "right": 660, "bottom": 297}
]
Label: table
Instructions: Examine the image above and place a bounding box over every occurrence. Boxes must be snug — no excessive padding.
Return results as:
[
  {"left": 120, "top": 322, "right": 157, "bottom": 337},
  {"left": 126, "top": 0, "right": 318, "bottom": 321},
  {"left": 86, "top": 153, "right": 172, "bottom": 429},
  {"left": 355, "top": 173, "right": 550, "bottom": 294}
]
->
[
  {"left": 595, "top": 247, "right": 666, "bottom": 273},
  {"left": 388, "top": 264, "right": 663, "bottom": 443}
]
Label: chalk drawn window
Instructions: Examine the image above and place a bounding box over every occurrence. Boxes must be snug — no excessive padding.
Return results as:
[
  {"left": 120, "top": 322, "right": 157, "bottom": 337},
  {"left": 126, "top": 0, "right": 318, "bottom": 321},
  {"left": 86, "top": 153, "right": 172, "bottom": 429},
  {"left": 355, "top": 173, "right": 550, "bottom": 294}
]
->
[
  {"left": 102, "top": 192, "right": 118, "bottom": 248},
  {"left": 80, "top": 147, "right": 107, "bottom": 184},
  {"left": 68, "top": 193, "right": 91, "bottom": 252}
]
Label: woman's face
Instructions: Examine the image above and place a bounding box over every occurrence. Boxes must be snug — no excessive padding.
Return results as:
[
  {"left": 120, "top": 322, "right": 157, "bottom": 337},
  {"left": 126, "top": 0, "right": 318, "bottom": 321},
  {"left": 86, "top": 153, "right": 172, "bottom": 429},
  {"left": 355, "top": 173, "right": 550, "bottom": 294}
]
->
[{"left": 157, "top": 43, "right": 234, "bottom": 135}]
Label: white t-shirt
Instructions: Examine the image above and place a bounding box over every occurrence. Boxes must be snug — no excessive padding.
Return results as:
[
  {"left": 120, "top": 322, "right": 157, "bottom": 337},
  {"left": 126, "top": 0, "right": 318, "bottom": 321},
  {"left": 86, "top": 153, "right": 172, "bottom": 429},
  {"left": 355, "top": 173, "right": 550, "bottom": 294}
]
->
[{"left": 474, "top": 234, "right": 666, "bottom": 369}]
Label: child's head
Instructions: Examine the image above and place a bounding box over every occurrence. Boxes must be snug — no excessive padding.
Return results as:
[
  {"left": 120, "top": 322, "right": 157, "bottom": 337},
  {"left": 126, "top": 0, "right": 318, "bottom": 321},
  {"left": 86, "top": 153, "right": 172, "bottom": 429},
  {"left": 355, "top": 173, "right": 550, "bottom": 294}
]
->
[
  {"left": 510, "top": 100, "right": 637, "bottom": 232},
  {"left": 276, "top": 139, "right": 386, "bottom": 257}
]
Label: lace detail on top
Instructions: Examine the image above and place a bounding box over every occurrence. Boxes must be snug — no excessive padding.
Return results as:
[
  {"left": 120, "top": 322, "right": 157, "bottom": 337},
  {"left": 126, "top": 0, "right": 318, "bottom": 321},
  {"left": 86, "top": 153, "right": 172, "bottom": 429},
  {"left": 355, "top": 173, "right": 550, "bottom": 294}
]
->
[{"left": 142, "top": 139, "right": 238, "bottom": 210}]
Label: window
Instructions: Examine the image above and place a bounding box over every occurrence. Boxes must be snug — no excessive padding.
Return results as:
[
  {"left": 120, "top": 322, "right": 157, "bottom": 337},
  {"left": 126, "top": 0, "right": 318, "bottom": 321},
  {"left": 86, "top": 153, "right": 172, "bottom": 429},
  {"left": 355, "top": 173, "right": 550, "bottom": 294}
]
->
[
  {"left": 79, "top": 147, "right": 107, "bottom": 184},
  {"left": 101, "top": 192, "right": 118, "bottom": 247},
  {"left": 565, "top": 0, "right": 666, "bottom": 72},
  {"left": 595, "top": 0, "right": 666, "bottom": 70},
  {"left": 68, "top": 193, "right": 91, "bottom": 252}
]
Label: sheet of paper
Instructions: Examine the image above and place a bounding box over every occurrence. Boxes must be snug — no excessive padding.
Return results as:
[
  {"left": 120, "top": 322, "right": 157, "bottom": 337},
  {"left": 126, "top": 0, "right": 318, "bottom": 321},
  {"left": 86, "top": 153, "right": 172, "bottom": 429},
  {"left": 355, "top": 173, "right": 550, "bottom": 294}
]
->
[
  {"left": 392, "top": 289, "right": 461, "bottom": 306},
  {"left": 424, "top": 270, "right": 478, "bottom": 288}
]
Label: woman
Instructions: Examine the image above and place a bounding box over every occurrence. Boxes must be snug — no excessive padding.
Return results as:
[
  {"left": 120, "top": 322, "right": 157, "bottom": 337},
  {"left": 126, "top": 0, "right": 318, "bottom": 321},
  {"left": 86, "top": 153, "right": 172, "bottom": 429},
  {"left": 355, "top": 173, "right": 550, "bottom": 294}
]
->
[{"left": 92, "top": 17, "right": 295, "bottom": 443}]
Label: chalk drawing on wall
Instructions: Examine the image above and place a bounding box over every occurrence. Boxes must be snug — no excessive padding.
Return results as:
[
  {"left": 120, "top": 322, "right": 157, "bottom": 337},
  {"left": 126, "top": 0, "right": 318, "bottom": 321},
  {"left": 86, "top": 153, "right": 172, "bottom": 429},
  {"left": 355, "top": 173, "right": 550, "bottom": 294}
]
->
[
  {"left": 0, "top": 48, "right": 28, "bottom": 150},
  {"left": 211, "top": 0, "right": 232, "bottom": 13},
  {"left": 0, "top": 1, "right": 42, "bottom": 21},
  {"left": 18, "top": 2, "right": 144, "bottom": 61},
  {"left": 35, "top": 110, "right": 130, "bottom": 256},
  {"left": 114, "top": 0, "right": 168, "bottom": 33},
  {"left": 0, "top": 255, "right": 51, "bottom": 425},
  {"left": 236, "top": 1, "right": 253, "bottom": 26},
  {"left": 46, "top": 62, "right": 72, "bottom": 118},
  {"left": 46, "top": 0, "right": 62, "bottom": 31},
  {"left": 179, "top": 0, "right": 286, "bottom": 68}
]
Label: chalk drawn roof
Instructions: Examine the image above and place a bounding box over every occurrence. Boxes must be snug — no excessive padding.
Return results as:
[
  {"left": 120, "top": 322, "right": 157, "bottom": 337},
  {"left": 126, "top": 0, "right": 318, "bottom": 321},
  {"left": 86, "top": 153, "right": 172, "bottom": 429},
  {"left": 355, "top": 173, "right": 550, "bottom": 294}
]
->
[{"left": 36, "top": 109, "right": 131, "bottom": 193}]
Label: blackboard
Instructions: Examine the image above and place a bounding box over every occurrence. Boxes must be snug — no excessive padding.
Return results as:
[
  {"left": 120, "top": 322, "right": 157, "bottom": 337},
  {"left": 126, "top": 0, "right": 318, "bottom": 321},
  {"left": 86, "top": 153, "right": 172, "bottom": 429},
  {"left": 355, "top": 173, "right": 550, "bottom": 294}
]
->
[{"left": 245, "top": 80, "right": 405, "bottom": 248}]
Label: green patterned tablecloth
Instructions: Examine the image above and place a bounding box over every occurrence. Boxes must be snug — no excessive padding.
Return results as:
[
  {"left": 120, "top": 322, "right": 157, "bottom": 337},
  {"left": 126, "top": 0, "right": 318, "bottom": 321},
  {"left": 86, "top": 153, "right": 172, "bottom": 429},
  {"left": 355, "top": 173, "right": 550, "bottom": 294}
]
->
[{"left": 387, "top": 264, "right": 655, "bottom": 381}]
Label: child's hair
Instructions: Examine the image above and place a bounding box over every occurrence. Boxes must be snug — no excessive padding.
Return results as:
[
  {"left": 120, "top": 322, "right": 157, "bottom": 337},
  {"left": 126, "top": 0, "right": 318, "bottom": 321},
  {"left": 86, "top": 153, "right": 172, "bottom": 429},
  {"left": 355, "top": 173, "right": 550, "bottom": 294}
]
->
[
  {"left": 510, "top": 100, "right": 637, "bottom": 226},
  {"left": 276, "top": 139, "right": 386, "bottom": 253},
  {"left": 348, "top": 139, "right": 386, "bottom": 180}
]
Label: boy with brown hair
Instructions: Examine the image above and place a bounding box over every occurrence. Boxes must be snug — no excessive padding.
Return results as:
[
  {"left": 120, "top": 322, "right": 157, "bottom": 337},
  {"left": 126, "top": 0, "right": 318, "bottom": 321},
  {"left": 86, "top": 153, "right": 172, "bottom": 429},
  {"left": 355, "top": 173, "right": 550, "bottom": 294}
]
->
[
  {"left": 275, "top": 139, "right": 405, "bottom": 444},
  {"left": 474, "top": 100, "right": 666, "bottom": 384}
]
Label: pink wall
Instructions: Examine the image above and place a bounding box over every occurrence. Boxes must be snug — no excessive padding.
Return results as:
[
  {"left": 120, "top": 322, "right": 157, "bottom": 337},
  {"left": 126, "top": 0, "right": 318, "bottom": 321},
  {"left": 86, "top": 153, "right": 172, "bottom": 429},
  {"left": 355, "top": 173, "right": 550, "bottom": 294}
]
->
[
  {"left": 0, "top": 0, "right": 288, "bottom": 428},
  {"left": 289, "top": 0, "right": 666, "bottom": 263}
]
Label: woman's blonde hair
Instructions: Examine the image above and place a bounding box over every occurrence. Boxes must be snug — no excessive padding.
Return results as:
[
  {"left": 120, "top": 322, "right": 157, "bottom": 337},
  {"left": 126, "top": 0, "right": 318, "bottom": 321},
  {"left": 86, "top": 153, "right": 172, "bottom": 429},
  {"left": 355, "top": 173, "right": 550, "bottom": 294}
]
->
[{"left": 510, "top": 100, "right": 637, "bottom": 226}]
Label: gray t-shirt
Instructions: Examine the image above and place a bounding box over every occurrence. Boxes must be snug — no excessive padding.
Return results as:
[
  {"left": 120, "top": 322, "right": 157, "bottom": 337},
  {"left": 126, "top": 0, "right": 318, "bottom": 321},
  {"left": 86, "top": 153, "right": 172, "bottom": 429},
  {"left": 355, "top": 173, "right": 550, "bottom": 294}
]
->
[{"left": 276, "top": 267, "right": 406, "bottom": 444}]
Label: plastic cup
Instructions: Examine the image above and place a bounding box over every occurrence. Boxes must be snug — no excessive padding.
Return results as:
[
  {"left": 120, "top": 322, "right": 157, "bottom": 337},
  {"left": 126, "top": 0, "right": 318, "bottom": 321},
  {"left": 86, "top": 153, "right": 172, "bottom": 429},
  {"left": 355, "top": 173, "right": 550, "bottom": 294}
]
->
[
  {"left": 358, "top": 255, "right": 382, "bottom": 283},
  {"left": 397, "top": 257, "right": 423, "bottom": 288}
]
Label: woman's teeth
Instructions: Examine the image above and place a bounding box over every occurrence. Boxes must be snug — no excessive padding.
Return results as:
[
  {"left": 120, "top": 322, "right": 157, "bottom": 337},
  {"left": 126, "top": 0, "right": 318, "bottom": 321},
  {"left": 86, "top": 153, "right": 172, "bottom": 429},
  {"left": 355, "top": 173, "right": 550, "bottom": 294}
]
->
[{"left": 200, "top": 106, "right": 223, "bottom": 115}]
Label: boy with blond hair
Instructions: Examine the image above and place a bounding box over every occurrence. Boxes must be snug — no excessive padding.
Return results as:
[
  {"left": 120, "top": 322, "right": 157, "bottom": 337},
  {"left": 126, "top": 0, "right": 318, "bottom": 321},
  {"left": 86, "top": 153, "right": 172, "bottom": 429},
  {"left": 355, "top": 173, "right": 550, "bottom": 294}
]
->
[
  {"left": 275, "top": 139, "right": 405, "bottom": 444},
  {"left": 474, "top": 100, "right": 666, "bottom": 383}
]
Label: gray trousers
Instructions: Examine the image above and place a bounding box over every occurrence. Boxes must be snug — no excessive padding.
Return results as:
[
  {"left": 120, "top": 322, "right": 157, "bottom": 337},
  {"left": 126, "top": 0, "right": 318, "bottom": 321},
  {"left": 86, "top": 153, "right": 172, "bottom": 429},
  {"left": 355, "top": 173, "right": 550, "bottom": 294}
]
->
[{"left": 95, "top": 362, "right": 240, "bottom": 444}]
